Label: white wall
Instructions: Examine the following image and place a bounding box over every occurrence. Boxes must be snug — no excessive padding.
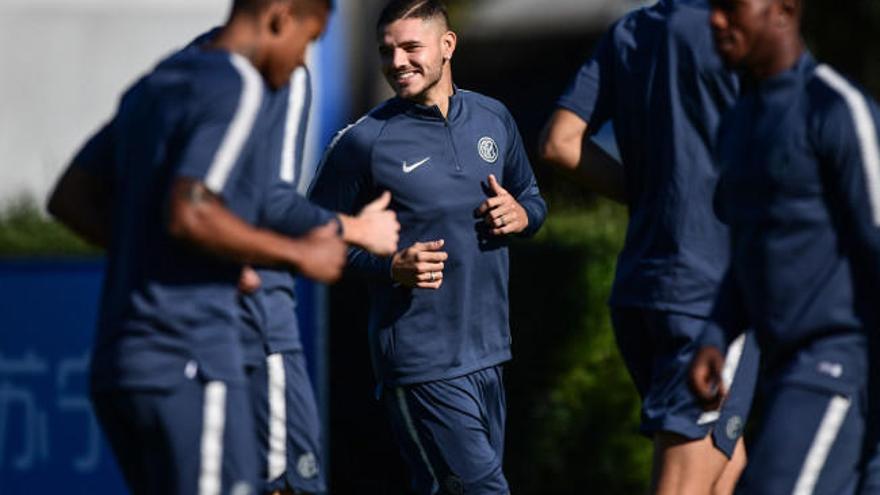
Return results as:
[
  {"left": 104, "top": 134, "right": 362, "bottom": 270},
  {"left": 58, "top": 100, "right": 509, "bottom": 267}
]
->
[{"left": 0, "top": 1, "right": 228, "bottom": 209}]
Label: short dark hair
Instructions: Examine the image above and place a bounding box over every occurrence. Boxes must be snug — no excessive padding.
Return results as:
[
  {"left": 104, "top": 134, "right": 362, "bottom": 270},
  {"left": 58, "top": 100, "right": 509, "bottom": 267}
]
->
[
  {"left": 232, "top": 0, "right": 333, "bottom": 16},
  {"left": 376, "top": 0, "right": 450, "bottom": 33}
]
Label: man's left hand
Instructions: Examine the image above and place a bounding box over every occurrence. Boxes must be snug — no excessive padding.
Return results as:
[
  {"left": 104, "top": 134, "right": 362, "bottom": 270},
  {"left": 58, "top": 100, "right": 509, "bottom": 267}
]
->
[{"left": 476, "top": 175, "right": 529, "bottom": 236}]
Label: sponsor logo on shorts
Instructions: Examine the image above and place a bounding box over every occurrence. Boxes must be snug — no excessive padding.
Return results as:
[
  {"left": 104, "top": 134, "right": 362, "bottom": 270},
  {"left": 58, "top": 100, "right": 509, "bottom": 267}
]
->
[
  {"left": 297, "top": 452, "right": 319, "bottom": 479},
  {"left": 478, "top": 137, "right": 498, "bottom": 163},
  {"left": 725, "top": 415, "right": 744, "bottom": 440},
  {"left": 817, "top": 361, "right": 844, "bottom": 378}
]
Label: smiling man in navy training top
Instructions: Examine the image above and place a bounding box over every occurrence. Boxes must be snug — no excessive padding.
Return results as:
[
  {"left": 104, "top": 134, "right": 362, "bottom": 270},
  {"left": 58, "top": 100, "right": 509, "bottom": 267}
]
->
[
  {"left": 309, "top": 1, "right": 547, "bottom": 493},
  {"left": 43, "top": 0, "right": 401, "bottom": 493},
  {"left": 540, "top": 1, "right": 760, "bottom": 493},
  {"left": 690, "top": 0, "right": 880, "bottom": 492}
]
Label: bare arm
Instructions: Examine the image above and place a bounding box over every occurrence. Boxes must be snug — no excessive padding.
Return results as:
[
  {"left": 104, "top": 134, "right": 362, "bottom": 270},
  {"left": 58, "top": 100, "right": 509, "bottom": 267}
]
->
[
  {"left": 47, "top": 165, "right": 111, "bottom": 248},
  {"left": 539, "top": 108, "right": 626, "bottom": 203},
  {"left": 168, "top": 178, "right": 345, "bottom": 283}
]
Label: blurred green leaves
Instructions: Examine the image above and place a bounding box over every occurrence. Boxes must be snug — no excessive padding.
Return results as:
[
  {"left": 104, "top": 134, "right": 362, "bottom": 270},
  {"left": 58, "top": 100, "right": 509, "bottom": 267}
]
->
[
  {"left": 0, "top": 196, "right": 99, "bottom": 257},
  {"left": 506, "top": 203, "right": 651, "bottom": 494}
]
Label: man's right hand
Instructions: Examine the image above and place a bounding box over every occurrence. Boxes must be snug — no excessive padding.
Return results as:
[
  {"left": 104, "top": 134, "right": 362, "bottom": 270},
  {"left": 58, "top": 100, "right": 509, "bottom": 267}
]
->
[
  {"left": 689, "top": 346, "right": 727, "bottom": 411},
  {"left": 391, "top": 240, "right": 448, "bottom": 289},
  {"left": 340, "top": 191, "right": 400, "bottom": 256},
  {"left": 295, "top": 222, "right": 347, "bottom": 284}
]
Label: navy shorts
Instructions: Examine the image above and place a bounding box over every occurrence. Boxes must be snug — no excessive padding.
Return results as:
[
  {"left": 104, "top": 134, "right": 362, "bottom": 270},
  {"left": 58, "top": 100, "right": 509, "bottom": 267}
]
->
[
  {"left": 249, "top": 350, "right": 324, "bottom": 494},
  {"left": 385, "top": 366, "right": 509, "bottom": 495},
  {"left": 610, "top": 308, "right": 760, "bottom": 457},
  {"left": 92, "top": 378, "right": 257, "bottom": 495},
  {"left": 737, "top": 333, "right": 869, "bottom": 495}
]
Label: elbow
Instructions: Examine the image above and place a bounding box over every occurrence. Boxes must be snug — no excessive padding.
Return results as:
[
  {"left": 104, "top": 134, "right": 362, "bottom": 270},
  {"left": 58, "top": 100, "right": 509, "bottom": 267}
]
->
[
  {"left": 539, "top": 134, "right": 577, "bottom": 172},
  {"left": 167, "top": 202, "right": 202, "bottom": 243}
]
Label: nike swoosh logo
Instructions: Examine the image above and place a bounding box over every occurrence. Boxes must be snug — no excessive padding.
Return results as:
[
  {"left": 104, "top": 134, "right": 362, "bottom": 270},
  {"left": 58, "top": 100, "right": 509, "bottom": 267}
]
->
[{"left": 402, "top": 157, "right": 431, "bottom": 173}]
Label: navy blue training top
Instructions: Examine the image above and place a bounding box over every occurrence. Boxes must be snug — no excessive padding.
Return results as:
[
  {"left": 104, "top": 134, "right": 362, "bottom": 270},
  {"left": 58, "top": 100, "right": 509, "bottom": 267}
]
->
[
  {"left": 74, "top": 45, "right": 280, "bottom": 390},
  {"left": 184, "top": 31, "right": 336, "bottom": 359},
  {"left": 557, "top": 0, "right": 738, "bottom": 317},
  {"left": 242, "top": 66, "right": 335, "bottom": 359},
  {"left": 702, "top": 52, "right": 880, "bottom": 359},
  {"left": 309, "top": 90, "right": 547, "bottom": 386}
]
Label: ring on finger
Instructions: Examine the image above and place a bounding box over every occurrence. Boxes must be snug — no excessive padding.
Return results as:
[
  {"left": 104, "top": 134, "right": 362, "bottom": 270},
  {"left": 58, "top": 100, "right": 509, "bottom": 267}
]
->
[
  {"left": 499, "top": 214, "right": 506, "bottom": 227},
  {"left": 429, "top": 271, "right": 436, "bottom": 282}
]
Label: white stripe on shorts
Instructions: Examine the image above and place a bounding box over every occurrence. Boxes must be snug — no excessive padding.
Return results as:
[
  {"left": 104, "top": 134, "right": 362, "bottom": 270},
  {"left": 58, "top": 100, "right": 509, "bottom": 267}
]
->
[
  {"left": 697, "top": 333, "right": 747, "bottom": 425},
  {"left": 792, "top": 395, "right": 852, "bottom": 495},
  {"left": 396, "top": 388, "right": 438, "bottom": 485},
  {"left": 266, "top": 353, "right": 288, "bottom": 481},
  {"left": 199, "top": 381, "right": 228, "bottom": 495}
]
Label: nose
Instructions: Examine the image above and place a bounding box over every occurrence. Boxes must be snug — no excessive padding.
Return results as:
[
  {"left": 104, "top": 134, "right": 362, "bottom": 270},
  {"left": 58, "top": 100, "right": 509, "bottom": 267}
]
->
[
  {"left": 391, "top": 48, "right": 408, "bottom": 69},
  {"left": 709, "top": 8, "right": 728, "bottom": 31}
]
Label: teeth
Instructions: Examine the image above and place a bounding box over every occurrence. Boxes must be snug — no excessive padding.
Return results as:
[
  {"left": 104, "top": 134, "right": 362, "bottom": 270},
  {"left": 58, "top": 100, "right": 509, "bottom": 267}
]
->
[{"left": 396, "top": 71, "right": 417, "bottom": 81}]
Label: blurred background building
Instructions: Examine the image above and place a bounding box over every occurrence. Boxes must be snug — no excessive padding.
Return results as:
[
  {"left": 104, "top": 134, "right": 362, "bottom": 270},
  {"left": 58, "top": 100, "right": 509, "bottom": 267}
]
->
[{"left": 1, "top": 1, "right": 879, "bottom": 493}]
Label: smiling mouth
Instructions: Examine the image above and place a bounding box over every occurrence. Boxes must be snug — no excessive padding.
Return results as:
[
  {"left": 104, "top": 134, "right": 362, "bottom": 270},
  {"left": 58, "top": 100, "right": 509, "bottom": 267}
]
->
[{"left": 394, "top": 70, "right": 420, "bottom": 84}]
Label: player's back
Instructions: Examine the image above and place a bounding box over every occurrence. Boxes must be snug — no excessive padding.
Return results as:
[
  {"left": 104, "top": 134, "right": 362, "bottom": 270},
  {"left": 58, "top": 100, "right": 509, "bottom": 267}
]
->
[
  {"left": 91, "top": 45, "right": 270, "bottom": 391},
  {"left": 562, "top": 0, "right": 737, "bottom": 315}
]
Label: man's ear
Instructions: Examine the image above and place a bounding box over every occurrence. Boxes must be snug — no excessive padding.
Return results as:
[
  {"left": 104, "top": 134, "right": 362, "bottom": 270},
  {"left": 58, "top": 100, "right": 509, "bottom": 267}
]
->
[
  {"left": 442, "top": 30, "right": 457, "bottom": 63},
  {"left": 777, "top": 0, "right": 798, "bottom": 28},
  {"left": 264, "top": 2, "right": 291, "bottom": 36}
]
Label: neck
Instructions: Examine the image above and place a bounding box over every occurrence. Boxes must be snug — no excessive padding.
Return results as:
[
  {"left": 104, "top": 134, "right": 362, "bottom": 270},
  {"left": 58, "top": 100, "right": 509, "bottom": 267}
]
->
[
  {"left": 209, "top": 14, "right": 264, "bottom": 69},
  {"left": 418, "top": 72, "right": 455, "bottom": 118},
  {"left": 748, "top": 34, "right": 805, "bottom": 81}
]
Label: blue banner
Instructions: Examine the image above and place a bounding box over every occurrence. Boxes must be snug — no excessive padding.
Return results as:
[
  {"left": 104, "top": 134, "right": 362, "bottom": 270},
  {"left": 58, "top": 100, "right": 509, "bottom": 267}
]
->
[
  {"left": 0, "top": 260, "right": 322, "bottom": 493},
  {"left": 0, "top": 260, "right": 124, "bottom": 493}
]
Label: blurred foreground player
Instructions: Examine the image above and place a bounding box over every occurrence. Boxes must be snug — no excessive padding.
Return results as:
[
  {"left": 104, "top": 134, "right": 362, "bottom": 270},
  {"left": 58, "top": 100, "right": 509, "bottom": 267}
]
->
[
  {"left": 231, "top": 63, "right": 399, "bottom": 495},
  {"left": 310, "top": 1, "right": 547, "bottom": 492},
  {"left": 46, "top": 1, "right": 355, "bottom": 493},
  {"left": 540, "top": 1, "right": 759, "bottom": 493},
  {"left": 691, "top": 0, "right": 880, "bottom": 492}
]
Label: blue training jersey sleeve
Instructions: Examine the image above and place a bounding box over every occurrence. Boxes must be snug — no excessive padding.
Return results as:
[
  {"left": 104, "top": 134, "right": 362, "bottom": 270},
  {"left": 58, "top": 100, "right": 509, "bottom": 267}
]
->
[
  {"left": 701, "top": 269, "right": 748, "bottom": 352},
  {"left": 72, "top": 118, "right": 116, "bottom": 182},
  {"left": 501, "top": 108, "right": 547, "bottom": 237},
  {"left": 176, "top": 54, "right": 265, "bottom": 199},
  {"left": 556, "top": 29, "right": 616, "bottom": 129},
  {"left": 309, "top": 119, "right": 393, "bottom": 281},
  {"left": 260, "top": 69, "right": 336, "bottom": 237},
  {"left": 812, "top": 66, "right": 880, "bottom": 290}
]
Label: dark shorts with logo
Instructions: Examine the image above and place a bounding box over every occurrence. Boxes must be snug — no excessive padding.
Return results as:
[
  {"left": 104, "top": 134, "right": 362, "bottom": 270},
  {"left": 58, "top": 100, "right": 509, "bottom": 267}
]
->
[
  {"left": 384, "top": 366, "right": 509, "bottom": 495},
  {"left": 738, "top": 333, "right": 870, "bottom": 494},
  {"left": 92, "top": 378, "right": 257, "bottom": 495},
  {"left": 611, "top": 308, "right": 760, "bottom": 457}
]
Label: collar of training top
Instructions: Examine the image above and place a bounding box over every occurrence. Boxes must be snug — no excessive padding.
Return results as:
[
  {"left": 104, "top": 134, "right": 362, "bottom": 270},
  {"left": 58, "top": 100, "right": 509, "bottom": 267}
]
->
[{"left": 396, "top": 85, "right": 464, "bottom": 121}]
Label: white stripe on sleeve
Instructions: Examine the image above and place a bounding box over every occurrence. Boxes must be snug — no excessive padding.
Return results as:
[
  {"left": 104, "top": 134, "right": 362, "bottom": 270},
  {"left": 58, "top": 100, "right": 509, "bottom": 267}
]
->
[
  {"left": 280, "top": 68, "right": 308, "bottom": 184},
  {"left": 815, "top": 64, "right": 880, "bottom": 225},
  {"left": 205, "top": 53, "right": 264, "bottom": 194}
]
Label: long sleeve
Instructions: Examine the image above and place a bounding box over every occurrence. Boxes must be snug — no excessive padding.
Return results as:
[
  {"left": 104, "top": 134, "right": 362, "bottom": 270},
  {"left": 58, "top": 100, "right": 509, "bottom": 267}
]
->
[
  {"left": 309, "top": 123, "right": 392, "bottom": 281},
  {"left": 502, "top": 109, "right": 547, "bottom": 238},
  {"left": 700, "top": 269, "right": 749, "bottom": 353},
  {"left": 814, "top": 67, "right": 880, "bottom": 291}
]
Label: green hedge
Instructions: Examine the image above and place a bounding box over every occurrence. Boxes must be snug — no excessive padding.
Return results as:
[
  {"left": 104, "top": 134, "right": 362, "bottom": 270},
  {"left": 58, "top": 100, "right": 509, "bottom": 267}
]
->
[
  {"left": 0, "top": 198, "right": 99, "bottom": 256},
  {"left": 506, "top": 201, "right": 650, "bottom": 494}
]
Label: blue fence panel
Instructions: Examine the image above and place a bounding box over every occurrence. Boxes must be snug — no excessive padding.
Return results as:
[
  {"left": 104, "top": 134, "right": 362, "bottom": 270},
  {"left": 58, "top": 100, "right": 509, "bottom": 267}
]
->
[
  {"left": 0, "top": 260, "right": 321, "bottom": 494},
  {"left": 0, "top": 260, "right": 124, "bottom": 494}
]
